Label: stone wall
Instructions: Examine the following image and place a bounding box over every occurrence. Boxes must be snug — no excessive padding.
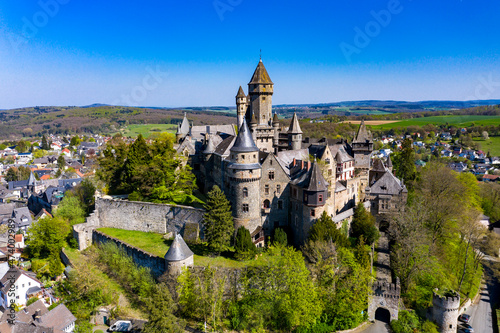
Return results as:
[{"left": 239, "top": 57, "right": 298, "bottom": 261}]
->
[
  {"left": 432, "top": 289, "right": 460, "bottom": 333},
  {"left": 368, "top": 279, "right": 401, "bottom": 322},
  {"left": 96, "top": 197, "right": 205, "bottom": 235},
  {"left": 92, "top": 230, "right": 166, "bottom": 278}
]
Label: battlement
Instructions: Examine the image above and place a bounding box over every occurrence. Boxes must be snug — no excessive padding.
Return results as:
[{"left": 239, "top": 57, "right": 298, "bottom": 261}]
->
[
  {"left": 371, "top": 279, "right": 401, "bottom": 298},
  {"left": 432, "top": 289, "right": 460, "bottom": 310}
]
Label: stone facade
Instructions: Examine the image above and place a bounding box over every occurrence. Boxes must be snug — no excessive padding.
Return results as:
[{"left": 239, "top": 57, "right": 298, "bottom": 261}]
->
[
  {"left": 432, "top": 289, "right": 460, "bottom": 333},
  {"left": 368, "top": 279, "right": 401, "bottom": 322}
]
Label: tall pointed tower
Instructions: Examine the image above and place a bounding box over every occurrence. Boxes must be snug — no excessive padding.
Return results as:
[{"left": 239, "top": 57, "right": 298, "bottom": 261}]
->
[
  {"left": 248, "top": 59, "right": 273, "bottom": 125},
  {"left": 176, "top": 113, "right": 191, "bottom": 143},
  {"left": 352, "top": 120, "right": 373, "bottom": 170},
  {"left": 236, "top": 86, "right": 248, "bottom": 129},
  {"left": 228, "top": 119, "right": 262, "bottom": 234},
  {"left": 287, "top": 112, "right": 303, "bottom": 150}
]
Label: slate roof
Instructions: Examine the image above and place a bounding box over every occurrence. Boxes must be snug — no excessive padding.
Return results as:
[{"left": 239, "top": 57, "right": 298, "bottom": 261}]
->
[
  {"left": 329, "top": 144, "right": 354, "bottom": 163},
  {"left": 27, "top": 172, "right": 36, "bottom": 186},
  {"left": 39, "top": 304, "right": 76, "bottom": 332},
  {"left": 288, "top": 113, "right": 303, "bottom": 134},
  {"left": 273, "top": 113, "right": 279, "bottom": 124},
  {"left": 249, "top": 59, "right": 273, "bottom": 85},
  {"left": 177, "top": 113, "right": 190, "bottom": 135},
  {"left": 277, "top": 149, "right": 309, "bottom": 168},
  {"left": 236, "top": 86, "right": 246, "bottom": 98},
  {"left": 308, "top": 145, "right": 327, "bottom": 160},
  {"left": 372, "top": 159, "right": 386, "bottom": 172},
  {"left": 203, "top": 135, "right": 216, "bottom": 154},
  {"left": 368, "top": 171, "right": 407, "bottom": 195},
  {"left": 353, "top": 120, "right": 373, "bottom": 144},
  {"left": 0, "top": 267, "right": 41, "bottom": 294},
  {"left": 214, "top": 135, "right": 236, "bottom": 157},
  {"left": 164, "top": 234, "right": 194, "bottom": 262},
  {"left": 386, "top": 155, "right": 393, "bottom": 168},
  {"left": 231, "top": 119, "right": 259, "bottom": 153},
  {"left": 305, "top": 163, "right": 328, "bottom": 192}
]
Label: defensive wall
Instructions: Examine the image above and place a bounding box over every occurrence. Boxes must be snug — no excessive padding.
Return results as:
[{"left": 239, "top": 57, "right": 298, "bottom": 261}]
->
[
  {"left": 73, "top": 196, "right": 205, "bottom": 251},
  {"left": 368, "top": 278, "right": 401, "bottom": 322}
]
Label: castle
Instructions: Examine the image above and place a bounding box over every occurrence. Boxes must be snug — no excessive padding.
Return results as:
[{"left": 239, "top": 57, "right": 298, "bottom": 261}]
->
[{"left": 175, "top": 59, "right": 407, "bottom": 245}]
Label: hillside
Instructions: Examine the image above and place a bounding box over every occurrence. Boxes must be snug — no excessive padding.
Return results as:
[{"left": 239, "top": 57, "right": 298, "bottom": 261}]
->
[{"left": 0, "top": 106, "right": 236, "bottom": 139}]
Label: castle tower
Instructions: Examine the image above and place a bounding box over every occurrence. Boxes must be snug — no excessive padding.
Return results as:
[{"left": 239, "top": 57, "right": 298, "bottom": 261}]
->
[
  {"left": 164, "top": 233, "right": 194, "bottom": 275},
  {"left": 248, "top": 59, "right": 273, "bottom": 125},
  {"left": 432, "top": 289, "right": 460, "bottom": 333},
  {"left": 352, "top": 120, "right": 373, "bottom": 170},
  {"left": 288, "top": 112, "right": 303, "bottom": 150},
  {"left": 176, "top": 112, "right": 190, "bottom": 143},
  {"left": 27, "top": 170, "right": 36, "bottom": 194},
  {"left": 236, "top": 86, "right": 248, "bottom": 129},
  {"left": 228, "top": 118, "right": 262, "bottom": 234}
]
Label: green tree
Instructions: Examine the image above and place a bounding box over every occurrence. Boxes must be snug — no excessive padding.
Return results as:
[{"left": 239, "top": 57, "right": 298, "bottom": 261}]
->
[
  {"left": 70, "top": 136, "right": 81, "bottom": 147},
  {"left": 273, "top": 227, "right": 288, "bottom": 247},
  {"left": 143, "top": 284, "right": 184, "bottom": 333},
  {"left": 54, "top": 194, "right": 86, "bottom": 226},
  {"left": 27, "top": 216, "right": 70, "bottom": 259},
  {"left": 235, "top": 226, "right": 255, "bottom": 259},
  {"left": 351, "top": 202, "right": 379, "bottom": 245},
  {"left": 41, "top": 135, "right": 50, "bottom": 150},
  {"left": 5, "top": 166, "right": 31, "bottom": 182},
  {"left": 57, "top": 155, "right": 66, "bottom": 170},
  {"left": 73, "top": 179, "right": 96, "bottom": 215},
  {"left": 393, "top": 138, "right": 416, "bottom": 185},
  {"left": 16, "top": 140, "right": 28, "bottom": 153},
  {"left": 203, "top": 185, "right": 234, "bottom": 253},
  {"left": 308, "top": 211, "right": 348, "bottom": 247}
]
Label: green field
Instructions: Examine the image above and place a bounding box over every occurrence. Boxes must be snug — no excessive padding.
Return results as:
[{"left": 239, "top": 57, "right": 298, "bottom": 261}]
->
[
  {"left": 98, "top": 228, "right": 273, "bottom": 269},
  {"left": 120, "top": 124, "right": 177, "bottom": 137},
  {"left": 369, "top": 115, "right": 500, "bottom": 130},
  {"left": 474, "top": 136, "right": 500, "bottom": 156}
]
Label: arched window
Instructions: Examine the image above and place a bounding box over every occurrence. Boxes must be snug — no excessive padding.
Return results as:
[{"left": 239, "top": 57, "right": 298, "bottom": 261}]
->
[
  {"left": 263, "top": 199, "right": 271, "bottom": 209},
  {"left": 243, "top": 188, "right": 248, "bottom": 197}
]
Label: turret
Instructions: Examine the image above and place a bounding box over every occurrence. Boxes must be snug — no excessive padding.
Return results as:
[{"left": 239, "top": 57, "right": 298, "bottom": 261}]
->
[
  {"left": 176, "top": 113, "right": 190, "bottom": 143},
  {"left": 164, "top": 234, "right": 194, "bottom": 275},
  {"left": 249, "top": 112, "right": 258, "bottom": 141},
  {"left": 352, "top": 120, "right": 373, "bottom": 170},
  {"left": 432, "top": 289, "right": 460, "bottom": 333},
  {"left": 236, "top": 86, "right": 248, "bottom": 129},
  {"left": 248, "top": 59, "right": 273, "bottom": 126},
  {"left": 287, "top": 112, "right": 303, "bottom": 150},
  {"left": 386, "top": 154, "right": 393, "bottom": 173},
  {"left": 228, "top": 119, "right": 262, "bottom": 234}
]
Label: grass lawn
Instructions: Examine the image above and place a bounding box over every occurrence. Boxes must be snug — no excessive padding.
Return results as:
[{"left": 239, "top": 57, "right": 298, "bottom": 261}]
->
[
  {"left": 368, "top": 115, "right": 500, "bottom": 130},
  {"left": 473, "top": 136, "right": 500, "bottom": 157},
  {"left": 97, "top": 227, "right": 273, "bottom": 269},
  {"left": 119, "top": 124, "right": 177, "bottom": 138}
]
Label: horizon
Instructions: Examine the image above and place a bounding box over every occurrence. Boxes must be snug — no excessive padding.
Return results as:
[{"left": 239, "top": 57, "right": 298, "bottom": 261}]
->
[{"left": 1, "top": 1, "right": 500, "bottom": 109}]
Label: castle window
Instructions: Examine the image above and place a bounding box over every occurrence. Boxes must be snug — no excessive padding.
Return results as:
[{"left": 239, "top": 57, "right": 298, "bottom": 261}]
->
[
  {"left": 263, "top": 97, "right": 266, "bottom": 101},
  {"left": 242, "top": 204, "right": 249, "bottom": 212},
  {"left": 269, "top": 171, "right": 274, "bottom": 180},
  {"left": 318, "top": 194, "right": 323, "bottom": 202},
  {"left": 263, "top": 199, "right": 270, "bottom": 209},
  {"left": 265, "top": 184, "right": 270, "bottom": 195},
  {"left": 270, "top": 160, "right": 272, "bottom": 165},
  {"left": 278, "top": 200, "right": 283, "bottom": 210},
  {"left": 253, "top": 154, "right": 256, "bottom": 158},
  {"left": 242, "top": 155, "right": 245, "bottom": 160},
  {"left": 310, "top": 209, "right": 315, "bottom": 217},
  {"left": 243, "top": 188, "right": 248, "bottom": 197},
  {"left": 276, "top": 184, "right": 281, "bottom": 194}
]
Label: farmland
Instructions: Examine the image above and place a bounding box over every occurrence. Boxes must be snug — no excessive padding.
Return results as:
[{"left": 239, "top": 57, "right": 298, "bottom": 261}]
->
[
  {"left": 366, "top": 115, "right": 500, "bottom": 130},
  {"left": 119, "top": 124, "right": 178, "bottom": 137},
  {"left": 473, "top": 136, "right": 500, "bottom": 156}
]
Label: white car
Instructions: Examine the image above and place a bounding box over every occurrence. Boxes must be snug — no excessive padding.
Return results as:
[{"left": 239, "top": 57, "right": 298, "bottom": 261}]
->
[{"left": 108, "top": 320, "right": 132, "bottom": 332}]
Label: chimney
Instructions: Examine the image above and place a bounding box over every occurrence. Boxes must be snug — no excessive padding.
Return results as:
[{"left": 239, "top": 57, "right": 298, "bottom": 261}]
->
[
  {"left": 292, "top": 158, "right": 296, "bottom": 167},
  {"left": 307, "top": 161, "right": 311, "bottom": 171},
  {"left": 34, "top": 309, "right": 42, "bottom": 323}
]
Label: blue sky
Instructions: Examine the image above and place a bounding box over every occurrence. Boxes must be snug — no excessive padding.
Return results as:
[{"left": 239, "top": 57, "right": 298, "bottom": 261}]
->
[{"left": 1, "top": 0, "right": 500, "bottom": 109}]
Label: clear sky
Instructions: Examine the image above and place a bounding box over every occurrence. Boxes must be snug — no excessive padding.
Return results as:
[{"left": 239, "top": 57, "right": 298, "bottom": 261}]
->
[{"left": 1, "top": 0, "right": 500, "bottom": 109}]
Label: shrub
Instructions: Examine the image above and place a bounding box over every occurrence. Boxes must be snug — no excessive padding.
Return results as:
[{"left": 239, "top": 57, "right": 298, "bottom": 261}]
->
[{"left": 234, "top": 226, "right": 255, "bottom": 260}]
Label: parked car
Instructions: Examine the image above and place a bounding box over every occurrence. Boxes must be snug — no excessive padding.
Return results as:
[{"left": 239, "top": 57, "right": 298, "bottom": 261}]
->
[
  {"left": 459, "top": 323, "right": 473, "bottom": 331},
  {"left": 108, "top": 320, "right": 132, "bottom": 332},
  {"left": 458, "top": 313, "right": 471, "bottom": 323}
]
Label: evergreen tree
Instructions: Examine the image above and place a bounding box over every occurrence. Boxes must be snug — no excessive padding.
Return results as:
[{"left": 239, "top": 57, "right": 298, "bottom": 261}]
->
[
  {"left": 308, "top": 211, "right": 348, "bottom": 247},
  {"left": 393, "top": 138, "right": 416, "bottom": 184},
  {"left": 203, "top": 185, "right": 234, "bottom": 253},
  {"left": 351, "top": 202, "right": 379, "bottom": 245},
  {"left": 273, "top": 227, "right": 288, "bottom": 247},
  {"left": 235, "top": 226, "right": 255, "bottom": 259},
  {"left": 143, "top": 284, "right": 184, "bottom": 333},
  {"left": 41, "top": 135, "right": 50, "bottom": 150},
  {"left": 57, "top": 155, "right": 66, "bottom": 170}
]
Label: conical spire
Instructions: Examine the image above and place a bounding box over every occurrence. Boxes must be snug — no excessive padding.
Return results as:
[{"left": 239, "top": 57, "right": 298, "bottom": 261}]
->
[
  {"left": 249, "top": 112, "right": 257, "bottom": 125},
  {"left": 27, "top": 170, "right": 36, "bottom": 186},
  {"left": 164, "top": 234, "right": 194, "bottom": 262},
  {"left": 288, "top": 113, "right": 302, "bottom": 134},
  {"left": 306, "top": 162, "right": 328, "bottom": 192},
  {"left": 353, "top": 119, "right": 372, "bottom": 143},
  {"left": 203, "top": 135, "right": 216, "bottom": 154},
  {"left": 178, "top": 113, "right": 190, "bottom": 135},
  {"left": 231, "top": 118, "right": 259, "bottom": 153},
  {"left": 272, "top": 113, "right": 279, "bottom": 124},
  {"left": 249, "top": 59, "right": 273, "bottom": 85},
  {"left": 236, "top": 86, "right": 246, "bottom": 98},
  {"left": 386, "top": 154, "right": 393, "bottom": 168}
]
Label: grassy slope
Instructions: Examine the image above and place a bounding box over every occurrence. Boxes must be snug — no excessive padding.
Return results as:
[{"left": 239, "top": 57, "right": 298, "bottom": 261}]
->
[
  {"left": 97, "top": 227, "right": 272, "bottom": 269},
  {"left": 120, "top": 124, "right": 178, "bottom": 137},
  {"left": 368, "top": 115, "right": 500, "bottom": 130},
  {"left": 473, "top": 136, "right": 500, "bottom": 156}
]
